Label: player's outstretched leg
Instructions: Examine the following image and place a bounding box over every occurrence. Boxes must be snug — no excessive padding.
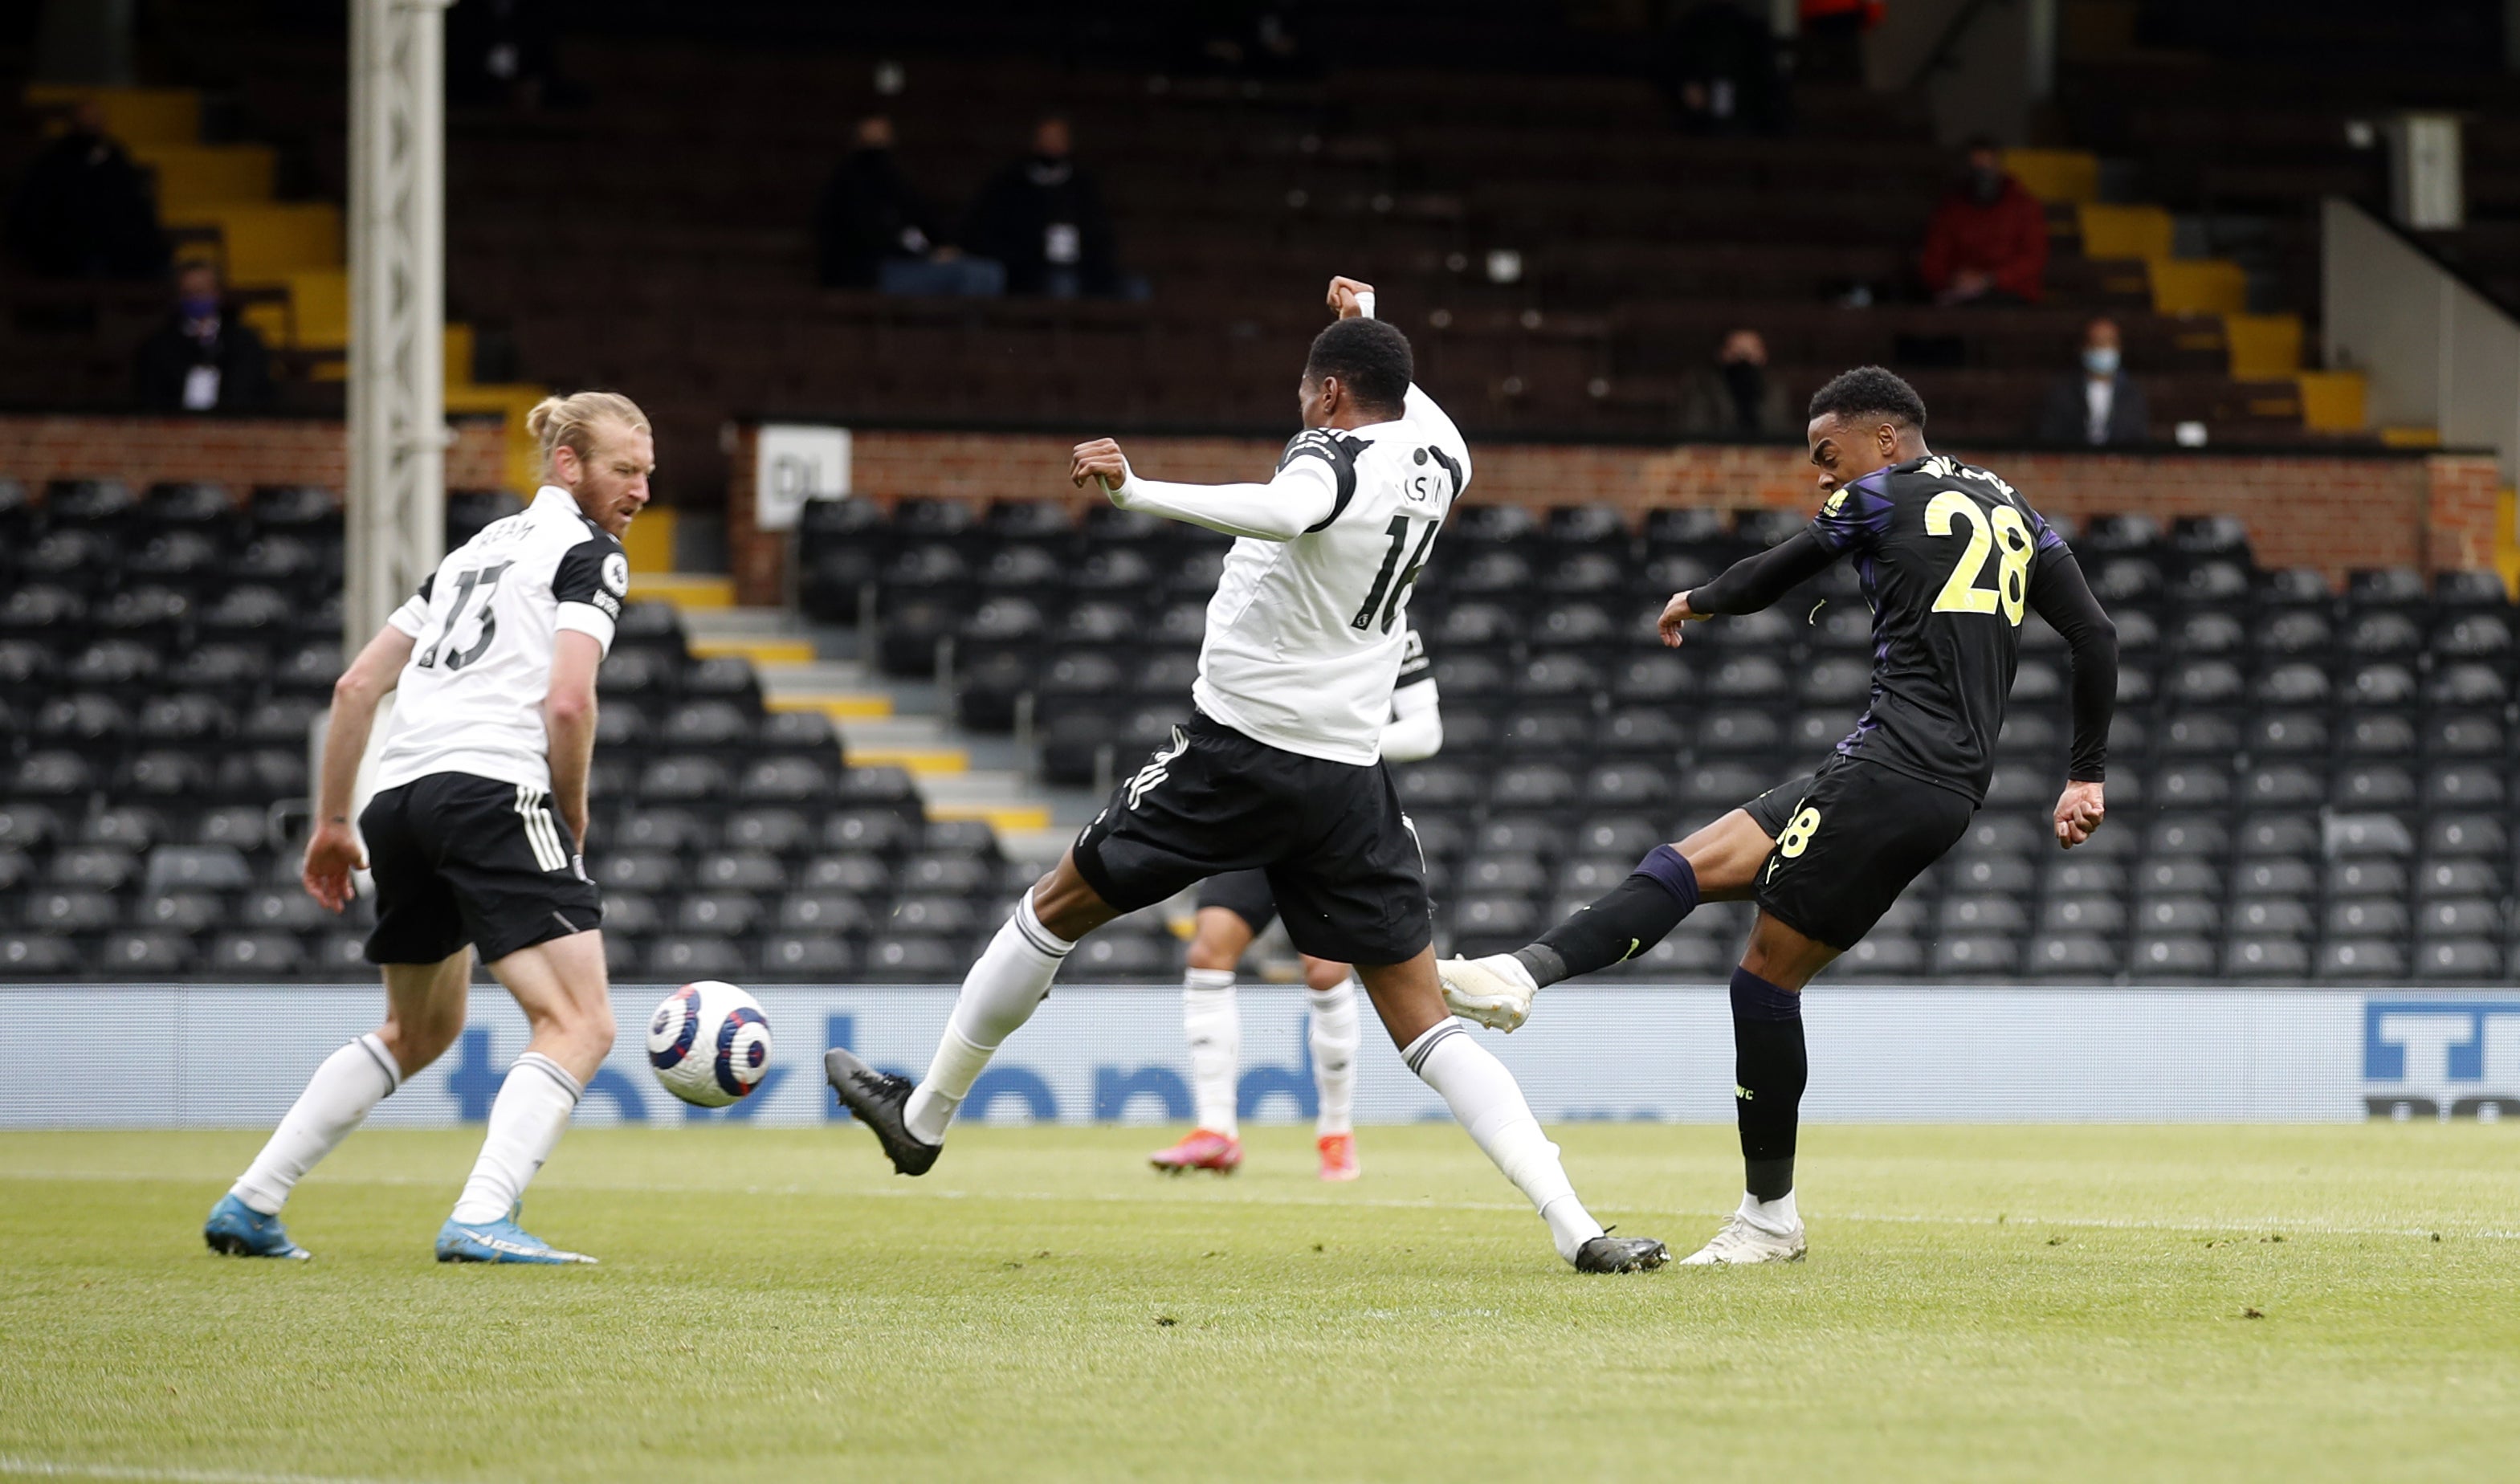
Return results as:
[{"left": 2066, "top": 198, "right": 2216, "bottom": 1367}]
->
[
  {"left": 1305, "top": 957, "right": 1361, "bottom": 1181},
  {"left": 1151, "top": 906, "right": 1249, "bottom": 1175},
  {"left": 1683, "top": 915, "right": 1828, "bottom": 1267},
  {"left": 208, "top": 951, "right": 469, "bottom": 1260},
  {"left": 832, "top": 861, "right": 1112, "bottom": 1174},
  {"left": 437, "top": 932, "right": 610, "bottom": 1265},
  {"left": 1440, "top": 807, "right": 1776, "bottom": 1029},
  {"left": 1361, "top": 951, "right": 1666, "bottom": 1272}
]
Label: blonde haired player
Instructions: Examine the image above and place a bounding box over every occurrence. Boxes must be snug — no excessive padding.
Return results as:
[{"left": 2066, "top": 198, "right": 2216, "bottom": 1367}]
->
[{"left": 204, "top": 390, "right": 649, "bottom": 1265}]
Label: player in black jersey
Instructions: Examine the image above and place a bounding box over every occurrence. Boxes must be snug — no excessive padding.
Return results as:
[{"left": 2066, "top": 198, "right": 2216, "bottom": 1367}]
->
[{"left": 1439, "top": 366, "right": 2118, "bottom": 1265}]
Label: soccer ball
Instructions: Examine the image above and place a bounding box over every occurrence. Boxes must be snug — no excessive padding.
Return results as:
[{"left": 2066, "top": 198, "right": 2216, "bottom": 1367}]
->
[{"left": 646, "top": 980, "right": 773, "bottom": 1108}]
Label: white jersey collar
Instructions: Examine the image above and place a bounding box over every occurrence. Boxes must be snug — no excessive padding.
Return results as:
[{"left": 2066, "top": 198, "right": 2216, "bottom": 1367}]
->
[{"left": 530, "top": 484, "right": 583, "bottom": 520}]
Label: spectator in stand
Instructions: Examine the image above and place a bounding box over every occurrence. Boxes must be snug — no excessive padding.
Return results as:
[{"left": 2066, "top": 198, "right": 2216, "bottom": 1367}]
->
[
  {"left": 1919, "top": 136, "right": 2048, "bottom": 307},
  {"left": 817, "top": 116, "right": 948, "bottom": 290},
  {"left": 2036, "top": 315, "right": 2150, "bottom": 446},
  {"left": 134, "top": 260, "right": 274, "bottom": 414},
  {"left": 1677, "top": 328, "right": 1792, "bottom": 437},
  {"left": 962, "top": 116, "right": 1121, "bottom": 299},
  {"left": 7, "top": 99, "right": 167, "bottom": 279}
]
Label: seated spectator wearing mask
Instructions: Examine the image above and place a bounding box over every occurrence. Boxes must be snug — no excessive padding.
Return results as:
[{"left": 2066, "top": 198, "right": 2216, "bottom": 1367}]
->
[
  {"left": 7, "top": 99, "right": 167, "bottom": 279},
  {"left": 1678, "top": 328, "right": 1792, "bottom": 437},
  {"left": 2037, "top": 316, "right": 2149, "bottom": 446},
  {"left": 1919, "top": 137, "right": 2047, "bottom": 307},
  {"left": 961, "top": 116, "right": 1121, "bottom": 299},
  {"left": 816, "top": 116, "right": 948, "bottom": 290},
  {"left": 135, "top": 261, "right": 275, "bottom": 414}
]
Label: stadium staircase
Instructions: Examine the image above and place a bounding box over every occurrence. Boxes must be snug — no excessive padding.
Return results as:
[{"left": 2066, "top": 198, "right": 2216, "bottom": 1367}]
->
[
  {"left": 15, "top": 82, "right": 551, "bottom": 487},
  {"left": 622, "top": 554, "right": 1088, "bottom": 871}
]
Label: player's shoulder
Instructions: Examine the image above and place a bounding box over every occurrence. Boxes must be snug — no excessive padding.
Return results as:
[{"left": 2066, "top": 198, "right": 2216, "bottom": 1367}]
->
[
  {"left": 549, "top": 513, "right": 630, "bottom": 616},
  {"left": 1278, "top": 426, "right": 1371, "bottom": 473}
]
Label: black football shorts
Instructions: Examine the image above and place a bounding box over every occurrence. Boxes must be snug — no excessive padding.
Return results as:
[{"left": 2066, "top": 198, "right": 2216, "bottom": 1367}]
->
[
  {"left": 1742, "top": 770, "right": 1822, "bottom": 840},
  {"left": 1073, "top": 714, "right": 1431, "bottom": 964},
  {"left": 1195, "top": 868, "right": 1279, "bottom": 936},
  {"left": 1752, "top": 756, "right": 1974, "bottom": 951},
  {"left": 361, "top": 771, "right": 604, "bottom": 965}
]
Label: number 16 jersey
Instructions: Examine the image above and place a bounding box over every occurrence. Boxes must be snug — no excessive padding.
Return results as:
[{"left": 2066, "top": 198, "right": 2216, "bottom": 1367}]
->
[
  {"left": 373, "top": 484, "right": 628, "bottom": 795},
  {"left": 1195, "top": 385, "right": 1470, "bottom": 766},
  {"left": 1808, "top": 453, "right": 2072, "bottom": 803}
]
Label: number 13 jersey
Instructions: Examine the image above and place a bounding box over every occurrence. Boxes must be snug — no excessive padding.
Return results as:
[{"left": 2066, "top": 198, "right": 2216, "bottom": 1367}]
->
[
  {"left": 373, "top": 484, "right": 628, "bottom": 794},
  {"left": 1808, "top": 452, "right": 2072, "bottom": 802},
  {"left": 1195, "top": 385, "right": 1470, "bottom": 766}
]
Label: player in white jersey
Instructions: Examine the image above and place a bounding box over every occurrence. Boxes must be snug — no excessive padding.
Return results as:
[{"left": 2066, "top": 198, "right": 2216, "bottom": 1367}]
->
[
  {"left": 828, "top": 277, "right": 1667, "bottom": 1273},
  {"left": 1151, "top": 629, "right": 1442, "bottom": 1181},
  {"left": 203, "top": 390, "right": 647, "bottom": 1266}
]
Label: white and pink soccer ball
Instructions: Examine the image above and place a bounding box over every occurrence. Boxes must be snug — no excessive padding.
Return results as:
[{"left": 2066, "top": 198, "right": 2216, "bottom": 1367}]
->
[{"left": 646, "top": 980, "right": 773, "bottom": 1108}]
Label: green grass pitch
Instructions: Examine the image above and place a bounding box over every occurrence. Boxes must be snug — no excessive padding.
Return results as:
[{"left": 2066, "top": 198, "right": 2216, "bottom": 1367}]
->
[{"left": 2, "top": 1123, "right": 2515, "bottom": 1482}]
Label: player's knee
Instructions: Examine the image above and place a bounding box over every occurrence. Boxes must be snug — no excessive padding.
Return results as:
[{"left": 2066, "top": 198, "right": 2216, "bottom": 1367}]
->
[
  {"left": 1302, "top": 957, "right": 1351, "bottom": 993},
  {"left": 379, "top": 1010, "right": 463, "bottom": 1074},
  {"left": 1185, "top": 932, "right": 1240, "bottom": 972}
]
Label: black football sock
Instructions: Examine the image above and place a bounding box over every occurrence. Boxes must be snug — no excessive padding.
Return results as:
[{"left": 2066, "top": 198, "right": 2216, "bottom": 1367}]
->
[
  {"left": 1512, "top": 845, "right": 1700, "bottom": 987},
  {"left": 1730, "top": 966, "right": 1806, "bottom": 1201}
]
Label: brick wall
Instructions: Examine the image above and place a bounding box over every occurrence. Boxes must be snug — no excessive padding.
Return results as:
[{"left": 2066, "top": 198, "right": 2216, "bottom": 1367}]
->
[
  {"left": 0, "top": 414, "right": 509, "bottom": 494},
  {"left": 818, "top": 427, "right": 2507, "bottom": 584}
]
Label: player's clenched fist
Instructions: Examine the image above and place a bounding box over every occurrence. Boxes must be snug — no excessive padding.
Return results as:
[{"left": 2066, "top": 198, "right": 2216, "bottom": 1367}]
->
[
  {"left": 1658, "top": 589, "right": 1704, "bottom": 647},
  {"left": 1327, "top": 275, "right": 1376, "bottom": 319},
  {"left": 1070, "top": 438, "right": 1132, "bottom": 493},
  {"left": 2051, "top": 780, "right": 2106, "bottom": 849}
]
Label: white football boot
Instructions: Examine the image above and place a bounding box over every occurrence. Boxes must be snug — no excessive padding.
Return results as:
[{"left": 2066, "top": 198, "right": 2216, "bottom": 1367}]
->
[
  {"left": 1437, "top": 954, "right": 1538, "bottom": 1032},
  {"left": 1680, "top": 1197, "right": 1808, "bottom": 1266}
]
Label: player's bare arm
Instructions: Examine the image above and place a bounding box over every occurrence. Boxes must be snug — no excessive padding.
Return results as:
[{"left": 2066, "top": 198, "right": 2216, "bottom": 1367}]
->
[
  {"left": 302, "top": 623, "right": 418, "bottom": 911},
  {"left": 544, "top": 629, "right": 604, "bottom": 849}
]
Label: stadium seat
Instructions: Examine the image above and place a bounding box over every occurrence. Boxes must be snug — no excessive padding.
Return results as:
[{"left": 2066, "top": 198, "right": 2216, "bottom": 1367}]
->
[
  {"left": 1834, "top": 935, "right": 1923, "bottom": 979},
  {"left": 2129, "top": 936, "right": 2215, "bottom": 978},
  {"left": 2414, "top": 939, "right": 2500, "bottom": 980},
  {"left": 865, "top": 936, "right": 968, "bottom": 981},
  {"left": 651, "top": 937, "right": 749, "bottom": 980},
  {"left": 761, "top": 935, "right": 858, "bottom": 981},
  {"left": 2028, "top": 934, "right": 2120, "bottom": 976},
  {"left": 2224, "top": 938, "right": 2311, "bottom": 978},
  {"left": 100, "top": 932, "right": 193, "bottom": 975},
  {"left": 2317, "top": 940, "right": 2407, "bottom": 980},
  {"left": 206, "top": 932, "right": 304, "bottom": 978},
  {"left": 0, "top": 933, "right": 78, "bottom": 974}
]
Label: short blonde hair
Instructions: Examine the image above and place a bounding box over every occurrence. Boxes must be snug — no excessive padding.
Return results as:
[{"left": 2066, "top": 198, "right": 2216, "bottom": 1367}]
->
[{"left": 525, "top": 390, "right": 650, "bottom": 477}]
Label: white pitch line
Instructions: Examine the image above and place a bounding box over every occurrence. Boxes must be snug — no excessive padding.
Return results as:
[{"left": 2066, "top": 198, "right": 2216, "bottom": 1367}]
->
[
  {"left": 0, "top": 1457, "right": 421, "bottom": 1484},
  {"left": 4, "top": 1167, "right": 2514, "bottom": 1241}
]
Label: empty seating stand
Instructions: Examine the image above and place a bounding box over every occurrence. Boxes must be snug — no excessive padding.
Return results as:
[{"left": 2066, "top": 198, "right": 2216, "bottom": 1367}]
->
[{"left": 809, "top": 492, "right": 2520, "bottom": 985}]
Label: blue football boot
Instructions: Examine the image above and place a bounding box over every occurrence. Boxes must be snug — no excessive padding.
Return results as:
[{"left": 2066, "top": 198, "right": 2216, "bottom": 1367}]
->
[
  {"left": 203, "top": 1193, "right": 312, "bottom": 1260},
  {"left": 434, "top": 1205, "right": 597, "bottom": 1266}
]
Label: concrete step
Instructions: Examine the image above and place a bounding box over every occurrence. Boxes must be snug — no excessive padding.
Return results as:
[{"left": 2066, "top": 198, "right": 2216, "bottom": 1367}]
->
[
  {"left": 627, "top": 573, "right": 736, "bottom": 610},
  {"left": 918, "top": 769, "right": 1054, "bottom": 833}
]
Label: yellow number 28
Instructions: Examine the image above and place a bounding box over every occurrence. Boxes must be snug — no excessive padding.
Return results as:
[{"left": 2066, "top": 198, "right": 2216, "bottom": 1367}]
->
[{"left": 1925, "top": 489, "right": 2033, "bottom": 625}]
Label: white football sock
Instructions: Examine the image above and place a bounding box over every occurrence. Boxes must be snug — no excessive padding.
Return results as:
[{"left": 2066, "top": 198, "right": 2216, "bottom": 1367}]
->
[
  {"left": 1308, "top": 976, "right": 1360, "bottom": 1138},
  {"left": 230, "top": 1034, "right": 401, "bottom": 1215},
  {"left": 1739, "top": 1188, "right": 1801, "bottom": 1234},
  {"left": 449, "top": 1052, "right": 581, "bottom": 1225},
  {"left": 1182, "top": 968, "right": 1240, "bottom": 1137},
  {"left": 1405, "top": 1020, "right": 1605, "bottom": 1264},
  {"left": 904, "top": 891, "right": 1074, "bottom": 1144}
]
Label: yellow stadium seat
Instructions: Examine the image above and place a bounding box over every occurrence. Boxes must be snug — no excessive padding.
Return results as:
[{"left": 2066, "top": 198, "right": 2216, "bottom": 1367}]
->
[
  {"left": 24, "top": 84, "right": 199, "bottom": 146},
  {"left": 2003, "top": 149, "right": 2099, "bottom": 205}
]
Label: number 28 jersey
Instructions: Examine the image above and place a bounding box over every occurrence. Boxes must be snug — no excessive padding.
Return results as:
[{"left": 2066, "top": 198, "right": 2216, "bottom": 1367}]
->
[
  {"left": 1196, "top": 385, "right": 1470, "bottom": 766},
  {"left": 1809, "top": 453, "right": 2072, "bottom": 803},
  {"left": 373, "top": 485, "right": 628, "bottom": 794}
]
